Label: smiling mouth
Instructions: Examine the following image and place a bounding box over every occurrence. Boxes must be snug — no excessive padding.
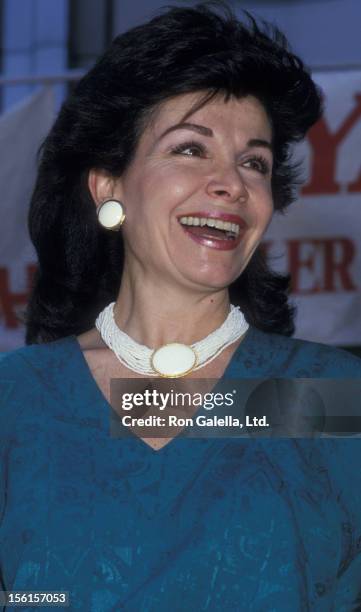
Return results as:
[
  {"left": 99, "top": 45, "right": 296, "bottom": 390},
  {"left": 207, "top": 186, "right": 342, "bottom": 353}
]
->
[
  {"left": 179, "top": 215, "right": 241, "bottom": 240},
  {"left": 177, "top": 215, "right": 248, "bottom": 251}
]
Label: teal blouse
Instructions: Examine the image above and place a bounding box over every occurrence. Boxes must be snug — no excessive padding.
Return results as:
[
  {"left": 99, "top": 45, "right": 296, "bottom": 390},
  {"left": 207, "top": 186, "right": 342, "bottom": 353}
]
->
[{"left": 1, "top": 327, "right": 361, "bottom": 611}]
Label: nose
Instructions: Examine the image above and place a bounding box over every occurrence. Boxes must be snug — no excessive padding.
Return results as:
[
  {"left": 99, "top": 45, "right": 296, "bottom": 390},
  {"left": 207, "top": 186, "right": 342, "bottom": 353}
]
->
[{"left": 206, "top": 164, "right": 248, "bottom": 204}]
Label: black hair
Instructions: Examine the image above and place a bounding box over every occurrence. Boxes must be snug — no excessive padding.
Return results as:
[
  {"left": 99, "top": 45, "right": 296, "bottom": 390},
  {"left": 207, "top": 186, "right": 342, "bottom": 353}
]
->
[{"left": 25, "top": 1, "right": 323, "bottom": 344}]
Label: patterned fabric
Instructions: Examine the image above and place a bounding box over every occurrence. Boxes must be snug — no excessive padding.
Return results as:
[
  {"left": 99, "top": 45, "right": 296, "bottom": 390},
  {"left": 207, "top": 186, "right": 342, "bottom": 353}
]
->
[{"left": 1, "top": 328, "right": 361, "bottom": 611}]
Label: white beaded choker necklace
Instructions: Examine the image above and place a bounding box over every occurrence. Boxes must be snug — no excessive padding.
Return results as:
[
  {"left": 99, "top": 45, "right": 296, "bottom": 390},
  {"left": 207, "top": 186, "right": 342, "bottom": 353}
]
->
[{"left": 95, "top": 302, "right": 249, "bottom": 378}]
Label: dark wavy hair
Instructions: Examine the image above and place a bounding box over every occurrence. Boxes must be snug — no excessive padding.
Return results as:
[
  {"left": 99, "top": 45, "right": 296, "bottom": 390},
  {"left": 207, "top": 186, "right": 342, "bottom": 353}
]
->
[{"left": 24, "top": 1, "right": 323, "bottom": 344}]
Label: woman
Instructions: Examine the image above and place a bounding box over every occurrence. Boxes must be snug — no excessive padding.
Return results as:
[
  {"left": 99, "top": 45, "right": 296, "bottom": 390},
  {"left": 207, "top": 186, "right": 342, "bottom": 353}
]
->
[{"left": 1, "top": 3, "right": 361, "bottom": 610}]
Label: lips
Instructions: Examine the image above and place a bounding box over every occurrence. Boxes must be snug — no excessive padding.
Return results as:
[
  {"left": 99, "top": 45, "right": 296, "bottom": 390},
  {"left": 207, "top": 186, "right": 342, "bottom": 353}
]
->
[{"left": 177, "top": 211, "right": 248, "bottom": 251}]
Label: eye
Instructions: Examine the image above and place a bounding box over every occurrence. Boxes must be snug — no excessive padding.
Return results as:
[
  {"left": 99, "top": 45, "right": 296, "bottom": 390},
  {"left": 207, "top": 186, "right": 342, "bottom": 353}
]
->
[
  {"left": 171, "top": 140, "right": 207, "bottom": 157},
  {"left": 243, "top": 155, "right": 271, "bottom": 175}
]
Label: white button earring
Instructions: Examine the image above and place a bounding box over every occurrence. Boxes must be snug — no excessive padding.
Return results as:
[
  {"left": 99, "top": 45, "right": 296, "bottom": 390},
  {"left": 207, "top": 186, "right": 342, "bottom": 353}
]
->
[{"left": 97, "top": 199, "right": 125, "bottom": 231}]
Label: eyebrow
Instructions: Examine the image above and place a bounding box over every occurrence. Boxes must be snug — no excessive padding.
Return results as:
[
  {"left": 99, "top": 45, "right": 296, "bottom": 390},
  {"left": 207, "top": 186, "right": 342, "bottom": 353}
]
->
[{"left": 157, "top": 122, "right": 273, "bottom": 151}]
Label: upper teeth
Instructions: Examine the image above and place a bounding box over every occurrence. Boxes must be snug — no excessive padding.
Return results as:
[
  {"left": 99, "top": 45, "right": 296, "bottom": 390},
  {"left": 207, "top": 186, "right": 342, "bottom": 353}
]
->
[{"left": 179, "top": 216, "right": 240, "bottom": 235}]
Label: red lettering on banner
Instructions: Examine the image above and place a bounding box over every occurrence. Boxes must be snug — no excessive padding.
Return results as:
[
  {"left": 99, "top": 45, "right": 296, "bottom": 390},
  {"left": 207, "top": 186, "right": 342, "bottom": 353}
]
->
[
  {"left": 0, "top": 264, "right": 36, "bottom": 328},
  {"left": 302, "top": 93, "right": 361, "bottom": 195},
  {"left": 348, "top": 169, "right": 361, "bottom": 193},
  {"left": 288, "top": 238, "right": 356, "bottom": 294},
  {"left": 323, "top": 239, "right": 356, "bottom": 291},
  {"left": 288, "top": 239, "right": 321, "bottom": 294}
]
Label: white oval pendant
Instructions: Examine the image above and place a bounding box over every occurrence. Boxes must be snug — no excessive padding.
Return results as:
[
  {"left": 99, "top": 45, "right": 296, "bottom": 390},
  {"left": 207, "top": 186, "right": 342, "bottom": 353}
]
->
[{"left": 151, "top": 343, "right": 197, "bottom": 377}]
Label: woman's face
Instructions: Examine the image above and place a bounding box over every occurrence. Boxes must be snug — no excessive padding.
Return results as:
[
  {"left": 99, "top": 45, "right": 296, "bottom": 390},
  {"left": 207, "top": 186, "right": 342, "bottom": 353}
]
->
[{"left": 113, "top": 92, "right": 274, "bottom": 292}]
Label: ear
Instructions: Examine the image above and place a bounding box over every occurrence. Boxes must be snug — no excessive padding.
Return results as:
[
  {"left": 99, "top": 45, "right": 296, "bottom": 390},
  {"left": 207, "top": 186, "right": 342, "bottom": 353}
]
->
[{"left": 88, "top": 169, "right": 124, "bottom": 207}]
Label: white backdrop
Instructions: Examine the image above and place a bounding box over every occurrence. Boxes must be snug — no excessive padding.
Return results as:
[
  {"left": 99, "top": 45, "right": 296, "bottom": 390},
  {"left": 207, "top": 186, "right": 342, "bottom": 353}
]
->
[
  {"left": 0, "top": 88, "right": 54, "bottom": 350},
  {"left": 0, "top": 73, "right": 360, "bottom": 350},
  {"left": 265, "top": 70, "right": 361, "bottom": 345}
]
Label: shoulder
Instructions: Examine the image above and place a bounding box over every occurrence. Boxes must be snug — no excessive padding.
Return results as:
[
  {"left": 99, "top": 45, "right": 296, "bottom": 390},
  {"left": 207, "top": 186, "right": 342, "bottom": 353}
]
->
[
  {"left": 0, "top": 335, "right": 77, "bottom": 374},
  {"left": 0, "top": 336, "right": 79, "bottom": 401},
  {"left": 0, "top": 336, "right": 78, "bottom": 434},
  {"left": 241, "top": 327, "right": 361, "bottom": 377}
]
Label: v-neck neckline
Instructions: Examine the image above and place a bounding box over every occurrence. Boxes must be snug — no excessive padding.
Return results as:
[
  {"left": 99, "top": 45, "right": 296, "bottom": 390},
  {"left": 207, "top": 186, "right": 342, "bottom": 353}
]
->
[{"left": 65, "top": 326, "right": 258, "bottom": 453}]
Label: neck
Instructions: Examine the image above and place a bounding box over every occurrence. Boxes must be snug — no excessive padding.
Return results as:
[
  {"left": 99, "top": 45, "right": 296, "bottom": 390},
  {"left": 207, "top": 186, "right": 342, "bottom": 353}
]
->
[{"left": 113, "top": 271, "right": 231, "bottom": 349}]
